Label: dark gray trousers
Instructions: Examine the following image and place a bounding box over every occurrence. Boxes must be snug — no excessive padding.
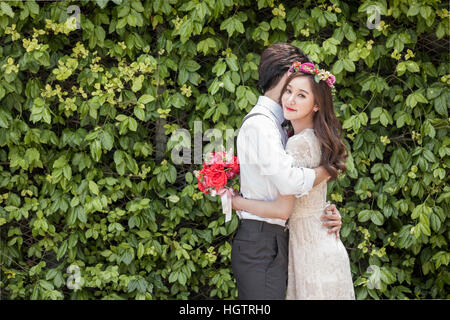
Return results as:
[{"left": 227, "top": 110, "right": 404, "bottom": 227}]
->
[{"left": 231, "top": 219, "right": 289, "bottom": 300}]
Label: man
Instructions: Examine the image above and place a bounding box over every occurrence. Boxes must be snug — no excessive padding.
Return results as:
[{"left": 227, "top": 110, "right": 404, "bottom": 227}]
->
[{"left": 231, "top": 43, "right": 342, "bottom": 300}]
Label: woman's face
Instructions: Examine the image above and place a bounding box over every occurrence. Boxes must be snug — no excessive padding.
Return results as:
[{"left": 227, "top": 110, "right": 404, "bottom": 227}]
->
[{"left": 281, "top": 76, "right": 317, "bottom": 121}]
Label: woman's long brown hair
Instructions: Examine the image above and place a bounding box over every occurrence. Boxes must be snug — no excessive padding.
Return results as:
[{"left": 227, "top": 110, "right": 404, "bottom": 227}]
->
[{"left": 279, "top": 72, "right": 348, "bottom": 181}]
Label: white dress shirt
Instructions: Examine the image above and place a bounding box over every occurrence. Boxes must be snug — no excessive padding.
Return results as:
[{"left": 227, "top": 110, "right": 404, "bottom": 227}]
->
[{"left": 236, "top": 96, "right": 316, "bottom": 227}]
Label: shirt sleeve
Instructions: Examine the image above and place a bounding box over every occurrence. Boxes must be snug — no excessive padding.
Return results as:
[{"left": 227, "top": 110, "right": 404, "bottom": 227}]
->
[{"left": 237, "top": 115, "right": 316, "bottom": 197}]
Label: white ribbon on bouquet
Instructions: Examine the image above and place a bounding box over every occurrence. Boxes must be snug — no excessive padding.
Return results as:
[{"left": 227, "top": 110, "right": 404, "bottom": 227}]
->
[{"left": 211, "top": 187, "right": 235, "bottom": 223}]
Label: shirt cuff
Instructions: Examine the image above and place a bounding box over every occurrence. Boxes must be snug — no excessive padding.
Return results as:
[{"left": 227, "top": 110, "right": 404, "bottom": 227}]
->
[{"left": 295, "top": 168, "right": 316, "bottom": 198}]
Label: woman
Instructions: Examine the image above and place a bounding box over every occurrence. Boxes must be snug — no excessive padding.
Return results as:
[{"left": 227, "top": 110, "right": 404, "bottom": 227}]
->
[{"left": 232, "top": 61, "right": 355, "bottom": 299}]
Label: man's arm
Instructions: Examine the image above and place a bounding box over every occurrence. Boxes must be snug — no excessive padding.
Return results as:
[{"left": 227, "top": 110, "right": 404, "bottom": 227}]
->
[
  {"left": 232, "top": 192, "right": 295, "bottom": 220},
  {"left": 231, "top": 194, "right": 342, "bottom": 237},
  {"left": 238, "top": 117, "right": 329, "bottom": 196}
]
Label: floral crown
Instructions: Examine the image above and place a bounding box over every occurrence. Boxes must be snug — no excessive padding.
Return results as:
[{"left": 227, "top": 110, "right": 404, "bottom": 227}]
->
[{"left": 288, "top": 61, "right": 336, "bottom": 89}]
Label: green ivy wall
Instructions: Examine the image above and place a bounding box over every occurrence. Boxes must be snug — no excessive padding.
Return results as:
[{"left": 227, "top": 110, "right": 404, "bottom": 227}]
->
[{"left": 0, "top": 0, "right": 449, "bottom": 300}]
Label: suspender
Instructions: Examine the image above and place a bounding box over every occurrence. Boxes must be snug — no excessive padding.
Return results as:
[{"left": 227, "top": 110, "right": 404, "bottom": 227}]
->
[{"left": 241, "top": 112, "right": 270, "bottom": 125}]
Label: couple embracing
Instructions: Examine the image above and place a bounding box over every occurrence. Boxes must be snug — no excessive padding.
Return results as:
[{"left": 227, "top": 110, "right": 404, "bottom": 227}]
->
[{"left": 230, "top": 43, "right": 355, "bottom": 300}]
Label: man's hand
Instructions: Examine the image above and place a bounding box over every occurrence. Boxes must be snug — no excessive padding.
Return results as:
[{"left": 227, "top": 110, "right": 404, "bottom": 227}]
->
[
  {"left": 232, "top": 195, "right": 243, "bottom": 211},
  {"left": 313, "top": 166, "right": 331, "bottom": 187},
  {"left": 320, "top": 203, "right": 342, "bottom": 239}
]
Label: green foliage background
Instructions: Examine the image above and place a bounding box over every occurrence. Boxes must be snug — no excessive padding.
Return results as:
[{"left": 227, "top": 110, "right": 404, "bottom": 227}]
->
[{"left": 0, "top": 0, "right": 449, "bottom": 300}]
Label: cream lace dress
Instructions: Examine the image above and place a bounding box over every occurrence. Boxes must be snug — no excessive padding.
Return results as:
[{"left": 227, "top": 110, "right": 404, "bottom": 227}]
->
[{"left": 285, "top": 128, "right": 355, "bottom": 300}]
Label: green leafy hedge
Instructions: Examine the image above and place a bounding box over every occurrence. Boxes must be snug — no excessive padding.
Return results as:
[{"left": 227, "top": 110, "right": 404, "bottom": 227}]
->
[{"left": 0, "top": 0, "right": 448, "bottom": 300}]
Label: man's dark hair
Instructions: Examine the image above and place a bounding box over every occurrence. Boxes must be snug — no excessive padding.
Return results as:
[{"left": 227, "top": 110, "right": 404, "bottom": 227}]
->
[{"left": 258, "top": 43, "right": 312, "bottom": 93}]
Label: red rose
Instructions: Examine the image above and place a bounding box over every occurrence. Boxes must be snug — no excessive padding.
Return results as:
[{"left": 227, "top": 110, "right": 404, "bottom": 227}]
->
[
  {"left": 208, "top": 163, "right": 225, "bottom": 173},
  {"left": 204, "top": 164, "right": 227, "bottom": 191},
  {"left": 195, "top": 152, "right": 240, "bottom": 195}
]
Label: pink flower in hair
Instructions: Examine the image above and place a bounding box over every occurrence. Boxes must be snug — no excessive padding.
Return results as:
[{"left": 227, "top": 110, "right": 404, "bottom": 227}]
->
[
  {"left": 326, "top": 74, "right": 336, "bottom": 87},
  {"left": 299, "top": 62, "right": 315, "bottom": 73},
  {"left": 290, "top": 61, "right": 336, "bottom": 89}
]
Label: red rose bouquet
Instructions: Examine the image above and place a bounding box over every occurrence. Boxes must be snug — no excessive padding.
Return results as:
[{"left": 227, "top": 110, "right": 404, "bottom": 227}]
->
[{"left": 195, "top": 151, "right": 239, "bottom": 222}]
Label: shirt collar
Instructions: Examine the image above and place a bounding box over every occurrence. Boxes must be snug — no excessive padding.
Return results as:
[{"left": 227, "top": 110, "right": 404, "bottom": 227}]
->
[{"left": 256, "top": 95, "right": 285, "bottom": 125}]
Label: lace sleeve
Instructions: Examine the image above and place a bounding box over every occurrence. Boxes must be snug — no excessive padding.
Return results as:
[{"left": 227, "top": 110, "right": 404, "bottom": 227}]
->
[{"left": 286, "top": 133, "right": 315, "bottom": 168}]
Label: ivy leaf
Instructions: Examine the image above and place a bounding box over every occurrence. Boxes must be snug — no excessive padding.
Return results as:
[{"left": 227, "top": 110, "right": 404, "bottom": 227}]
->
[
  {"left": 95, "top": 26, "right": 106, "bottom": 42},
  {"left": 197, "top": 38, "right": 217, "bottom": 55},
  {"left": 332, "top": 60, "right": 344, "bottom": 74},
  {"left": 101, "top": 131, "right": 114, "bottom": 150},
  {"left": 67, "top": 208, "right": 78, "bottom": 225},
  {"left": 343, "top": 59, "right": 355, "bottom": 72},
  {"left": 117, "top": 5, "right": 130, "bottom": 17},
  {"left": 138, "top": 94, "right": 155, "bottom": 104},
  {"left": 324, "top": 11, "right": 337, "bottom": 23},
  {"left": 90, "top": 140, "right": 102, "bottom": 162},
  {"left": 128, "top": 117, "right": 138, "bottom": 131},
  {"left": 212, "top": 60, "right": 227, "bottom": 76},
  {"left": 396, "top": 62, "right": 406, "bottom": 76},
  {"left": 343, "top": 23, "right": 356, "bottom": 42},
  {"left": 56, "top": 240, "right": 68, "bottom": 261},
  {"left": 371, "top": 211, "right": 385, "bottom": 226},
  {"left": 434, "top": 93, "right": 448, "bottom": 116},
  {"left": 430, "top": 213, "right": 441, "bottom": 232},
  {"left": 208, "top": 78, "right": 221, "bottom": 95},
  {"left": 245, "top": 88, "right": 257, "bottom": 105},
  {"left": 0, "top": 108, "right": 11, "bottom": 128},
  {"left": 407, "top": 4, "right": 420, "bottom": 16},
  {"left": 223, "top": 73, "right": 235, "bottom": 93},
  {"left": 1, "top": 2, "right": 15, "bottom": 18},
  {"left": 220, "top": 16, "right": 244, "bottom": 37},
  {"left": 89, "top": 180, "right": 99, "bottom": 195},
  {"left": 132, "top": 76, "right": 143, "bottom": 92},
  {"left": 134, "top": 107, "right": 145, "bottom": 121},
  {"left": 168, "top": 195, "right": 180, "bottom": 203},
  {"left": 371, "top": 107, "right": 383, "bottom": 120},
  {"left": 406, "top": 61, "right": 420, "bottom": 73},
  {"left": 225, "top": 57, "right": 239, "bottom": 72},
  {"left": 94, "top": 0, "right": 109, "bottom": 9},
  {"left": 358, "top": 210, "right": 371, "bottom": 222}
]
